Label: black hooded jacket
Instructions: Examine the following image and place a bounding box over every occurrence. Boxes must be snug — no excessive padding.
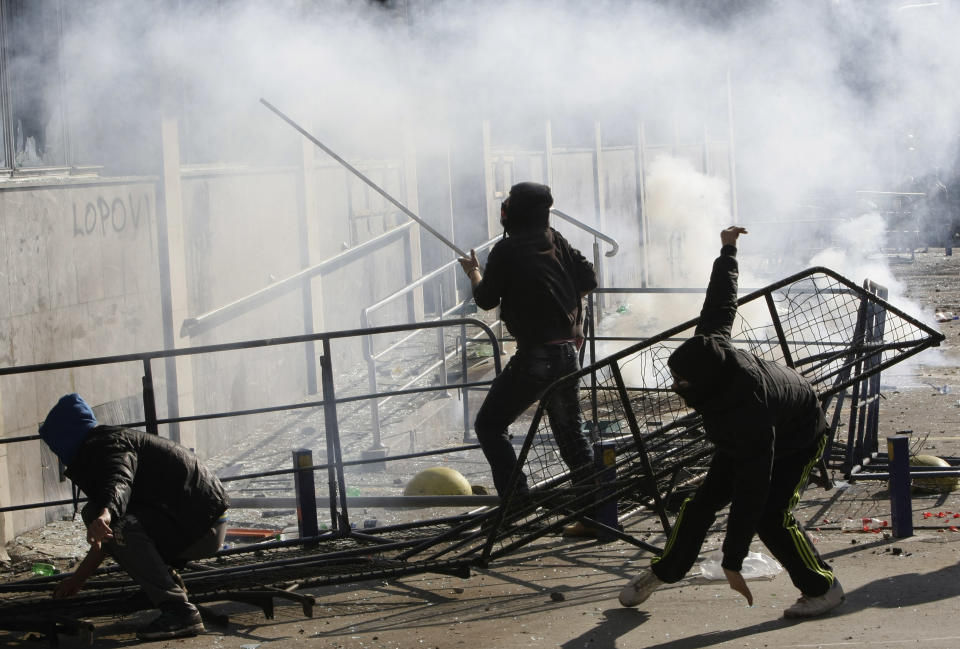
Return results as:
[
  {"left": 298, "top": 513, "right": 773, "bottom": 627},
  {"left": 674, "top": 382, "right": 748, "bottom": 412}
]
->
[
  {"left": 669, "top": 245, "right": 825, "bottom": 571},
  {"left": 473, "top": 227, "right": 597, "bottom": 348},
  {"left": 66, "top": 426, "right": 229, "bottom": 563}
]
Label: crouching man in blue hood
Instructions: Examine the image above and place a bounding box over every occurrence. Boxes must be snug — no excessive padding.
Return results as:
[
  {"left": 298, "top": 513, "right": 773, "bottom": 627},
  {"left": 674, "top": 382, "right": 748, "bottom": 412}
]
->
[
  {"left": 39, "top": 394, "right": 230, "bottom": 641},
  {"left": 618, "top": 227, "right": 844, "bottom": 619}
]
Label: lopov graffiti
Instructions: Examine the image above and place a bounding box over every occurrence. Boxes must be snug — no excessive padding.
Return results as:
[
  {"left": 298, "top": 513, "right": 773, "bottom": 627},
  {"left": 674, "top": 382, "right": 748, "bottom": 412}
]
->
[{"left": 72, "top": 193, "right": 151, "bottom": 237}]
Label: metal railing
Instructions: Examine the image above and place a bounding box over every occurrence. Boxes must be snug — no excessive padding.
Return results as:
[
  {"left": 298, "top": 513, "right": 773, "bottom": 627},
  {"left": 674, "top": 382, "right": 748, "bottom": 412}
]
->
[
  {"left": 359, "top": 233, "right": 503, "bottom": 450},
  {"left": 180, "top": 221, "right": 418, "bottom": 339},
  {"left": 0, "top": 318, "right": 502, "bottom": 530}
]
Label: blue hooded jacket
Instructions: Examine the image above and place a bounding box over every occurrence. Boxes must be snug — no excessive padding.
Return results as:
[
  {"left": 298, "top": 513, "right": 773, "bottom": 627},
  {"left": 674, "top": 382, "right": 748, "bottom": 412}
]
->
[{"left": 39, "top": 394, "right": 98, "bottom": 466}]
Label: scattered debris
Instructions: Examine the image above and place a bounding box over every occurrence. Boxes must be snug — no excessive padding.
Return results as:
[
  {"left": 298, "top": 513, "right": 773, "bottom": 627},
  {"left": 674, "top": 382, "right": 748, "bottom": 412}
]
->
[
  {"left": 841, "top": 518, "right": 889, "bottom": 532},
  {"left": 31, "top": 562, "right": 57, "bottom": 576},
  {"left": 699, "top": 551, "right": 782, "bottom": 581},
  {"left": 225, "top": 527, "right": 282, "bottom": 541},
  {"left": 921, "top": 511, "right": 960, "bottom": 518}
]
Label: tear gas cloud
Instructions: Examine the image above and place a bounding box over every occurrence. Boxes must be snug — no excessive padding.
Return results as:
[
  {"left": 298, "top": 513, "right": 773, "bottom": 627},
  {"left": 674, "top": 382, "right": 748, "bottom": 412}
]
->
[{"left": 52, "top": 0, "right": 959, "bottom": 323}]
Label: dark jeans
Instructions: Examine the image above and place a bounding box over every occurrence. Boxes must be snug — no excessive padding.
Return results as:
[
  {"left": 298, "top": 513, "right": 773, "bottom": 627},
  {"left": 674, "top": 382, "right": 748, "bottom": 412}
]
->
[
  {"left": 651, "top": 433, "right": 835, "bottom": 597},
  {"left": 105, "top": 513, "right": 228, "bottom": 607},
  {"left": 474, "top": 342, "right": 594, "bottom": 496}
]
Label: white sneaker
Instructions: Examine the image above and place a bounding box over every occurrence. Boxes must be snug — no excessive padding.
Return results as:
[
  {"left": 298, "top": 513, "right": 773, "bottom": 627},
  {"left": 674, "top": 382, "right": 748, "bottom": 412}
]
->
[
  {"left": 784, "top": 580, "right": 845, "bottom": 618},
  {"left": 618, "top": 569, "right": 663, "bottom": 607}
]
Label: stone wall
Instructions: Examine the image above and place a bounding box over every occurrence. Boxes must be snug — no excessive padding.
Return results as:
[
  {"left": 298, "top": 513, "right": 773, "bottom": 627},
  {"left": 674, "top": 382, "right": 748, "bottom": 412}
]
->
[{"left": 0, "top": 179, "right": 164, "bottom": 536}]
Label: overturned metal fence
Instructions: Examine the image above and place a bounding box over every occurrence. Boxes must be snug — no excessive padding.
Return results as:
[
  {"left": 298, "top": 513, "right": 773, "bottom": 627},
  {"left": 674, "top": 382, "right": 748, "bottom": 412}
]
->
[
  {"left": 400, "top": 266, "right": 947, "bottom": 571},
  {"left": 0, "top": 266, "right": 946, "bottom": 642}
]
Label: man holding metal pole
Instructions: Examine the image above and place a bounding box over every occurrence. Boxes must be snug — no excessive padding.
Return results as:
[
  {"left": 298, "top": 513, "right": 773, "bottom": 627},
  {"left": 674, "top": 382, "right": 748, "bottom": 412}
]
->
[
  {"left": 458, "top": 182, "right": 597, "bottom": 533},
  {"left": 260, "top": 102, "right": 599, "bottom": 528}
]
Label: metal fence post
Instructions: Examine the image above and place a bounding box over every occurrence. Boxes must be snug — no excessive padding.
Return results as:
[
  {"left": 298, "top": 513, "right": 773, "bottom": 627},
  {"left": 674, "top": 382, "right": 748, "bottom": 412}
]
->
[
  {"left": 460, "top": 322, "right": 472, "bottom": 443},
  {"left": 437, "top": 283, "right": 450, "bottom": 398},
  {"left": 593, "top": 436, "right": 620, "bottom": 542},
  {"left": 293, "top": 448, "right": 319, "bottom": 546},
  {"left": 142, "top": 360, "right": 159, "bottom": 436}
]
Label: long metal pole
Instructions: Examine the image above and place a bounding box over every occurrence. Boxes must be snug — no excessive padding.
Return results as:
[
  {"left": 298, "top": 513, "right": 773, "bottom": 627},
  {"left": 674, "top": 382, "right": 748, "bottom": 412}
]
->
[
  {"left": 726, "top": 69, "right": 739, "bottom": 223},
  {"left": 260, "top": 98, "right": 468, "bottom": 259}
]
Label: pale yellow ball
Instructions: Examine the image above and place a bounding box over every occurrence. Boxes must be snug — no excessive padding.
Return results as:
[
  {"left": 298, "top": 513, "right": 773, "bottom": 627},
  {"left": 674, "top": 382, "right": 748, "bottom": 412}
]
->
[{"left": 403, "top": 467, "right": 473, "bottom": 496}]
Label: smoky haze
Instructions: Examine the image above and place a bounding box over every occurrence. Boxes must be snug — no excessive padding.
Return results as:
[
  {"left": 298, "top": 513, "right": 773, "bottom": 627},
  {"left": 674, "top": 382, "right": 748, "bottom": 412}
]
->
[{"left": 51, "top": 0, "right": 959, "bottom": 320}]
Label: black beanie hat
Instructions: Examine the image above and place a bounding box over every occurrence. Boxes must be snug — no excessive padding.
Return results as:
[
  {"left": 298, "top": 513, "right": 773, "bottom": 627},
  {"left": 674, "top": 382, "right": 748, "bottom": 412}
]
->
[
  {"left": 667, "top": 335, "right": 729, "bottom": 407},
  {"left": 505, "top": 182, "right": 553, "bottom": 233}
]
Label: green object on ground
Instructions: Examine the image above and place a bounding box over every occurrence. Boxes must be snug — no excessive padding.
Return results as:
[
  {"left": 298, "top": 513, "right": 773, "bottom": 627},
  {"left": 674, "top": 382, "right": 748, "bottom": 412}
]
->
[{"left": 31, "top": 562, "right": 56, "bottom": 577}]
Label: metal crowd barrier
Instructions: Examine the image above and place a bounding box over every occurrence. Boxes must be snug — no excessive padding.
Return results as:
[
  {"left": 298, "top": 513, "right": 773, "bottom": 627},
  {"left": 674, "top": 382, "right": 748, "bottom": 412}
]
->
[{"left": 0, "top": 266, "right": 947, "bottom": 643}]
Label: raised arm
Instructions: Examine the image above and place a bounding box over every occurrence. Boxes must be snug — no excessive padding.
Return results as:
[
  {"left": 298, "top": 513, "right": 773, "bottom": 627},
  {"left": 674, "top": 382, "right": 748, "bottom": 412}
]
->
[{"left": 694, "top": 227, "right": 747, "bottom": 338}]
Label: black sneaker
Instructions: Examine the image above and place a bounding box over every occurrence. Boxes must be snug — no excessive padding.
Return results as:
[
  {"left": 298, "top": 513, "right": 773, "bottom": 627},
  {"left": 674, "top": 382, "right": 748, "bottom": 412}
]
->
[{"left": 136, "top": 603, "right": 204, "bottom": 641}]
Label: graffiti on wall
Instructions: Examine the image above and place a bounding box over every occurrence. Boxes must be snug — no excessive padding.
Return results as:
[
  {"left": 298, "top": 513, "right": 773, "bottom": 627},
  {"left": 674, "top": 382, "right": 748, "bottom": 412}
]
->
[{"left": 72, "top": 193, "right": 151, "bottom": 237}]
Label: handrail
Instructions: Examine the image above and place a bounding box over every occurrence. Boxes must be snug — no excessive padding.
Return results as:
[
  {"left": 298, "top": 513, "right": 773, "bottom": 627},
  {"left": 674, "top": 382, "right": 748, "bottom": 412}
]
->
[
  {"left": 360, "top": 233, "right": 502, "bottom": 327},
  {"left": 180, "top": 221, "right": 415, "bottom": 337},
  {"left": 175, "top": 203, "right": 619, "bottom": 452},
  {"left": 0, "top": 317, "right": 496, "bottom": 382},
  {"left": 181, "top": 207, "right": 617, "bottom": 342},
  {"left": 550, "top": 208, "right": 619, "bottom": 257},
  {"left": 361, "top": 208, "right": 619, "bottom": 337},
  {"left": 358, "top": 233, "right": 505, "bottom": 448}
]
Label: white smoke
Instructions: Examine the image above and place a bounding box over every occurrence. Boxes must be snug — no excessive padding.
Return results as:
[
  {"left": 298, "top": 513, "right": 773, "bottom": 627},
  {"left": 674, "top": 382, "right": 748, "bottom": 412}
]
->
[
  {"left": 46, "top": 0, "right": 960, "bottom": 343},
  {"left": 644, "top": 155, "right": 731, "bottom": 286},
  {"left": 52, "top": 2, "right": 960, "bottom": 188}
]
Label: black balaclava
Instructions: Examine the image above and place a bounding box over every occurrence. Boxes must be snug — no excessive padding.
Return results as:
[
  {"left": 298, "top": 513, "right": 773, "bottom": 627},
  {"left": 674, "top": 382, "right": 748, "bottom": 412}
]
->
[
  {"left": 503, "top": 182, "right": 553, "bottom": 235},
  {"left": 667, "top": 335, "right": 730, "bottom": 407}
]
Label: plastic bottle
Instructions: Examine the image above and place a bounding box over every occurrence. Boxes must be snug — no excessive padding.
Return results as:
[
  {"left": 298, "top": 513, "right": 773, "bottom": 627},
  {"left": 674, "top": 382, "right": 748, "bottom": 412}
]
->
[
  {"left": 841, "top": 517, "right": 888, "bottom": 532},
  {"left": 31, "top": 562, "right": 56, "bottom": 577}
]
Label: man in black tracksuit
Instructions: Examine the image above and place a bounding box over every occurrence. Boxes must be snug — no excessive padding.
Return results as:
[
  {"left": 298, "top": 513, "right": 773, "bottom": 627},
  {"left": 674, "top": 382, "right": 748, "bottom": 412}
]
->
[
  {"left": 39, "top": 393, "right": 230, "bottom": 640},
  {"left": 618, "top": 227, "right": 845, "bottom": 618},
  {"left": 458, "top": 182, "right": 597, "bottom": 505}
]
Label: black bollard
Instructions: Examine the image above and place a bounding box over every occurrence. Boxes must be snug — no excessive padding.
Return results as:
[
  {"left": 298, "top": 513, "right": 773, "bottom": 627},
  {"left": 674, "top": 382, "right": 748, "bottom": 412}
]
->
[
  {"left": 293, "top": 449, "right": 320, "bottom": 545},
  {"left": 887, "top": 435, "right": 914, "bottom": 538}
]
